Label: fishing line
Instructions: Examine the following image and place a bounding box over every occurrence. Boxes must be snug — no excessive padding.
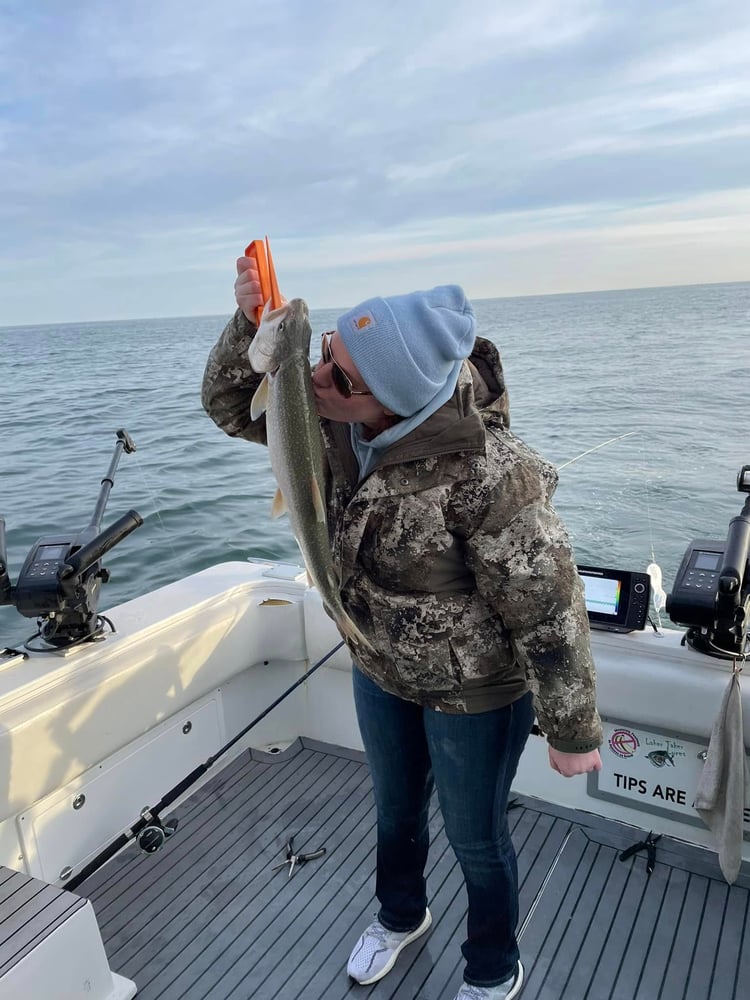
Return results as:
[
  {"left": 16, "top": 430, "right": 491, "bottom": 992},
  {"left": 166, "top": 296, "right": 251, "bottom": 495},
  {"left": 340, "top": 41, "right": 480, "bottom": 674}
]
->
[
  {"left": 129, "top": 450, "right": 184, "bottom": 569},
  {"left": 558, "top": 429, "right": 668, "bottom": 631},
  {"left": 639, "top": 437, "right": 658, "bottom": 567},
  {"left": 638, "top": 435, "right": 668, "bottom": 629}
]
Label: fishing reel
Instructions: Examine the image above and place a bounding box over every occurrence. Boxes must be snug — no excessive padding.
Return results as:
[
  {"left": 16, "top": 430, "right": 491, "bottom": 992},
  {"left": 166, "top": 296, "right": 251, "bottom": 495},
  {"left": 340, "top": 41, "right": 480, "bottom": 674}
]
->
[
  {"left": 136, "top": 813, "right": 179, "bottom": 855},
  {"left": 0, "top": 430, "right": 143, "bottom": 651},
  {"left": 667, "top": 465, "right": 750, "bottom": 659}
]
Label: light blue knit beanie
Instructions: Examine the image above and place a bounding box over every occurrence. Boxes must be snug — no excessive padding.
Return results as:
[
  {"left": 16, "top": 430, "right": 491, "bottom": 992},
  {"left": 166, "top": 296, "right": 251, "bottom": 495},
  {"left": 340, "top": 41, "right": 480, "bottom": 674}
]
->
[{"left": 336, "top": 285, "right": 476, "bottom": 417}]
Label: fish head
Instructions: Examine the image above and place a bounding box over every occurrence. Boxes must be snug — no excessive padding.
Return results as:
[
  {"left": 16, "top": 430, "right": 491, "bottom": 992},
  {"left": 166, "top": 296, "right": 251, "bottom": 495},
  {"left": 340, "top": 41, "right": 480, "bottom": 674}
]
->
[{"left": 248, "top": 298, "right": 311, "bottom": 374}]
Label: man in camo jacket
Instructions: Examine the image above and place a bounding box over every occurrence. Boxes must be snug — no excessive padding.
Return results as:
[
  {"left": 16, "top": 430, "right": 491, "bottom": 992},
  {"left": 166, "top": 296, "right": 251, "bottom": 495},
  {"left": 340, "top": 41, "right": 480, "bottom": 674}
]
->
[{"left": 202, "top": 256, "right": 603, "bottom": 1000}]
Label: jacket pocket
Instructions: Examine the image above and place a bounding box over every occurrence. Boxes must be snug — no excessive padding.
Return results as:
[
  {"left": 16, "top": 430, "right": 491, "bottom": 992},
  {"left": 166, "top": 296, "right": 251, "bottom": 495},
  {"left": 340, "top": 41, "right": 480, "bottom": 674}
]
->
[{"left": 448, "top": 618, "right": 515, "bottom": 683}]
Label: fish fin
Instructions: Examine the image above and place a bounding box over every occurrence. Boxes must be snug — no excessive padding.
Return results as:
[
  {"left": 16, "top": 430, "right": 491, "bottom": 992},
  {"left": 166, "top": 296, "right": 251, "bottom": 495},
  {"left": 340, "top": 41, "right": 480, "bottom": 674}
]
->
[
  {"left": 311, "top": 477, "right": 326, "bottom": 523},
  {"left": 271, "top": 488, "right": 287, "bottom": 518},
  {"left": 338, "top": 612, "right": 374, "bottom": 653},
  {"left": 251, "top": 375, "right": 270, "bottom": 420}
]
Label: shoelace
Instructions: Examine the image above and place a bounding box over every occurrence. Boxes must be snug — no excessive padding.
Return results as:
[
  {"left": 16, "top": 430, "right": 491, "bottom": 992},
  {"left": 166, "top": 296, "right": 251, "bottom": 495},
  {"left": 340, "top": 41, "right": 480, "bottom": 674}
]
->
[{"left": 368, "top": 923, "right": 389, "bottom": 945}]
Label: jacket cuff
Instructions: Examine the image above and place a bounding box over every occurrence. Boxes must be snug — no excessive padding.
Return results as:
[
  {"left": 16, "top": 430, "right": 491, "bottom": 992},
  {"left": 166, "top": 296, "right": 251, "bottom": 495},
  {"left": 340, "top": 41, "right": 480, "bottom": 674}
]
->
[{"left": 547, "top": 736, "right": 602, "bottom": 754}]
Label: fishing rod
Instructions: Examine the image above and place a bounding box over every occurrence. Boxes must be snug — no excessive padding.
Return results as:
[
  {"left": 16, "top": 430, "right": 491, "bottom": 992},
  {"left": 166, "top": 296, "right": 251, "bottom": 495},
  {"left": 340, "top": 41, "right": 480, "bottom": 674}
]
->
[{"left": 63, "top": 638, "right": 345, "bottom": 892}]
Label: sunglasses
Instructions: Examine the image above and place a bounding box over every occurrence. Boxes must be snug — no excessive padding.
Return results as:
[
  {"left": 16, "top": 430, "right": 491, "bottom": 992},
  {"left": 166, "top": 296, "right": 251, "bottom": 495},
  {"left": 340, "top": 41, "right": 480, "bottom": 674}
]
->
[{"left": 321, "top": 332, "right": 373, "bottom": 398}]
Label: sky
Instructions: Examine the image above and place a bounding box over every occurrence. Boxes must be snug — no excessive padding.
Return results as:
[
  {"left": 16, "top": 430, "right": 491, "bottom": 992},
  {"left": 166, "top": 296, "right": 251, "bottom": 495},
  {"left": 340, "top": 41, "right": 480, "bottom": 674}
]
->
[{"left": 1, "top": 0, "right": 749, "bottom": 325}]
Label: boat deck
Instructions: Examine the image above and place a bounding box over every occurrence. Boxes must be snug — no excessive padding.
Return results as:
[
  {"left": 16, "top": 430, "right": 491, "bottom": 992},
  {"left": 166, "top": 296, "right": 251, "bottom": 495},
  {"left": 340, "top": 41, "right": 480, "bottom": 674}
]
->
[{"left": 77, "top": 739, "right": 750, "bottom": 1000}]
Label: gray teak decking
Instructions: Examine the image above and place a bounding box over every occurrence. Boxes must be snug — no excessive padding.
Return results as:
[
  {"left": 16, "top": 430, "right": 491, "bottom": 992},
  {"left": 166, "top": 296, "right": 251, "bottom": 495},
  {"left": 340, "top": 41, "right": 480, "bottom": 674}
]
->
[
  {"left": 75, "top": 740, "right": 750, "bottom": 1000},
  {"left": 0, "top": 866, "right": 88, "bottom": 979}
]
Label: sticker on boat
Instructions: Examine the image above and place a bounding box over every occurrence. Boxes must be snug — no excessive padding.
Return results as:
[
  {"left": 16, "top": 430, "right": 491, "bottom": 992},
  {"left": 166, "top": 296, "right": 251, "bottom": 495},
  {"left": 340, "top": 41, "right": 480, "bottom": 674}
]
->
[{"left": 589, "top": 719, "right": 750, "bottom": 833}]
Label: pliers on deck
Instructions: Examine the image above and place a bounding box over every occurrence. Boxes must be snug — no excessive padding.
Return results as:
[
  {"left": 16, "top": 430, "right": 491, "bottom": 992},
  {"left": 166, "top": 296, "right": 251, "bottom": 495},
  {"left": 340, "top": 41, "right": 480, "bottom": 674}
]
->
[
  {"left": 271, "top": 835, "right": 326, "bottom": 878},
  {"left": 619, "top": 831, "right": 662, "bottom": 875}
]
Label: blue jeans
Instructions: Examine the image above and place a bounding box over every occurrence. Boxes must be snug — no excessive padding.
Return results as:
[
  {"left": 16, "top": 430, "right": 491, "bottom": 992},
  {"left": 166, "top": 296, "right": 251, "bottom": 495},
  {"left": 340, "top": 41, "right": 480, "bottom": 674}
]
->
[{"left": 352, "top": 666, "right": 534, "bottom": 988}]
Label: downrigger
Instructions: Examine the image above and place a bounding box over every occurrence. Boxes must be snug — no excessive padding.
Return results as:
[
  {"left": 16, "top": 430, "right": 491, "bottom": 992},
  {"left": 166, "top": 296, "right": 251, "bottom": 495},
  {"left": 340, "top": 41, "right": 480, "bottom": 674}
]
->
[
  {"left": 666, "top": 465, "right": 750, "bottom": 659},
  {"left": 0, "top": 429, "right": 143, "bottom": 650}
]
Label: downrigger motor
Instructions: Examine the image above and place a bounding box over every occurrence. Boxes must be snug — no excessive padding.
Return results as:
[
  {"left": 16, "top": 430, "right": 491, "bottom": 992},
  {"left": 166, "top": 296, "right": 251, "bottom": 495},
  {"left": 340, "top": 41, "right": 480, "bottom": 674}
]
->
[{"left": 0, "top": 429, "right": 143, "bottom": 650}]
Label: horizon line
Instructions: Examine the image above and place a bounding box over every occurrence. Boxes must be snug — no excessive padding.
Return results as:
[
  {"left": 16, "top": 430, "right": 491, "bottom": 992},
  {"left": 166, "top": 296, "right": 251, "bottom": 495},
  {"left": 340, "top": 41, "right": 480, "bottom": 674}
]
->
[{"left": 2, "top": 277, "right": 748, "bottom": 331}]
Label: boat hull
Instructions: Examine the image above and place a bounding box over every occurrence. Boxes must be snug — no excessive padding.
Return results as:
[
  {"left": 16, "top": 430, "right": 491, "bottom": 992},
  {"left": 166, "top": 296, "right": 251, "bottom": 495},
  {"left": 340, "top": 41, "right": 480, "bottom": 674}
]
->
[{"left": 0, "top": 560, "right": 747, "bottom": 883}]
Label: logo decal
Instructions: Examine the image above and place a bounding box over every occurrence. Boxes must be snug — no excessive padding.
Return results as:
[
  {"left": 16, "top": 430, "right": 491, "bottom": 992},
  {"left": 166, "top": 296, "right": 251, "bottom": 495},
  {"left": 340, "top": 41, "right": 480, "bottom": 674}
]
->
[
  {"left": 351, "top": 312, "right": 375, "bottom": 332},
  {"left": 646, "top": 750, "right": 675, "bottom": 768},
  {"left": 608, "top": 728, "right": 640, "bottom": 758}
]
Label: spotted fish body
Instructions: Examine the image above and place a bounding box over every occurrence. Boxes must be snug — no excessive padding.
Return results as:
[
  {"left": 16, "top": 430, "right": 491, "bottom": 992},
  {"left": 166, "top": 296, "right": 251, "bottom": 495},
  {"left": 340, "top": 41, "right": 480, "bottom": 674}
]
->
[{"left": 248, "top": 299, "right": 369, "bottom": 650}]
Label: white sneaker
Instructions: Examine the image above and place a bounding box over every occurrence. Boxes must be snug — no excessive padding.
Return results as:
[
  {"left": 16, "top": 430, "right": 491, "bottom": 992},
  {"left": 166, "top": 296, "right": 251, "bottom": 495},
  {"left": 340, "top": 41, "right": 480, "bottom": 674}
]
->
[
  {"left": 454, "top": 962, "right": 524, "bottom": 1000},
  {"left": 346, "top": 908, "right": 432, "bottom": 985}
]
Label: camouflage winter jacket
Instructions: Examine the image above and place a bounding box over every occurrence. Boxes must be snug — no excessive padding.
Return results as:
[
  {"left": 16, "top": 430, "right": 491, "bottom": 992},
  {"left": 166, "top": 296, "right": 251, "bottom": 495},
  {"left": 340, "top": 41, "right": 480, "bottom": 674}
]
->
[{"left": 202, "top": 309, "right": 603, "bottom": 753}]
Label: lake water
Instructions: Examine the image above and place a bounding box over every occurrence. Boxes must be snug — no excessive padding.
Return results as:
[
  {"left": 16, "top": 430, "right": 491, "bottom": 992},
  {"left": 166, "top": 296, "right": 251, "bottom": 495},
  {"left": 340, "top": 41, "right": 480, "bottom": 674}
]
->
[{"left": 2, "top": 281, "right": 748, "bottom": 647}]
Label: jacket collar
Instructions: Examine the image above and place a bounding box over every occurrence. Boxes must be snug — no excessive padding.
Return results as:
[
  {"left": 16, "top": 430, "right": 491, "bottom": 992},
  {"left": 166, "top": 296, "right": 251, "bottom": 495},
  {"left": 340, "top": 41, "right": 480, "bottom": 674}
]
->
[{"left": 322, "top": 335, "right": 509, "bottom": 478}]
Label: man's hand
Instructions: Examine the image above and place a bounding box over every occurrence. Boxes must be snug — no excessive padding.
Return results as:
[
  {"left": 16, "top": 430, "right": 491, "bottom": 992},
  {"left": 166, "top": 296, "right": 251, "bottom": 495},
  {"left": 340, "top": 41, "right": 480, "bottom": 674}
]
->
[
  {"left": 548, "top": 746, "right": 602, "bottom": 777},
  {"left": 235, "top": 256, "right": 264, "bottom": 322}
]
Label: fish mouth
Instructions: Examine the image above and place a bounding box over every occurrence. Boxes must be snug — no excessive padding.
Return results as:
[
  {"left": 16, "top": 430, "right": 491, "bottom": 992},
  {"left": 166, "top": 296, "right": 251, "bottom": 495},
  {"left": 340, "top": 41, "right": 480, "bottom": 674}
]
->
[{"left": 288, "top": 298, "right": 310, "bottom": 320}]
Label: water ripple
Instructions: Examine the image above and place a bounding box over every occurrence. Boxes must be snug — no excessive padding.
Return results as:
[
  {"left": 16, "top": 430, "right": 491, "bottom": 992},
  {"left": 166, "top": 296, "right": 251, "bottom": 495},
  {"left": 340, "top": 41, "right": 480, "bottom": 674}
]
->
[{"left": 1, "top": 285, "right": 748, "bottom": 644}]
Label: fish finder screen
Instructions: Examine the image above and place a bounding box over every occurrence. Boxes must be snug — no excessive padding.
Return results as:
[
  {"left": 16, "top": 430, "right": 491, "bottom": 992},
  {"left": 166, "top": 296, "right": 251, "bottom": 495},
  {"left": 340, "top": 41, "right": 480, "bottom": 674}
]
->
[
  {"left": 37, "top": 544, "right": 67, "bottom": 561},
  {"left": 694, "top": 551, "right": 721, "bottom": 571},
  {"left": 581, "top": 575, "right": 621, "bottom": 617}
]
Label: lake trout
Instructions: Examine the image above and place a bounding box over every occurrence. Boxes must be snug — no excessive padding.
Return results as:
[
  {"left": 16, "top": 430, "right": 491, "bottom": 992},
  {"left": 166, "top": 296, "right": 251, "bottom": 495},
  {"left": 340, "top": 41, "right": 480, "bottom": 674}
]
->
[{"left": 248, "top": 299, "right": 370, "bottom": 650}]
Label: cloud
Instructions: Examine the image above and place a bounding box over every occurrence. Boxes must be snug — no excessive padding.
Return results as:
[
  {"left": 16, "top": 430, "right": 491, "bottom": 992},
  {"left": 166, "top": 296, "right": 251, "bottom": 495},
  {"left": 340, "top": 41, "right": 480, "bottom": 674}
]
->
[
  {"left": 0, "top": 0, "right": 748, "bottom": 324},
  {"left": 405, "top": 0, "right": 602, "bottom": 70}
]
